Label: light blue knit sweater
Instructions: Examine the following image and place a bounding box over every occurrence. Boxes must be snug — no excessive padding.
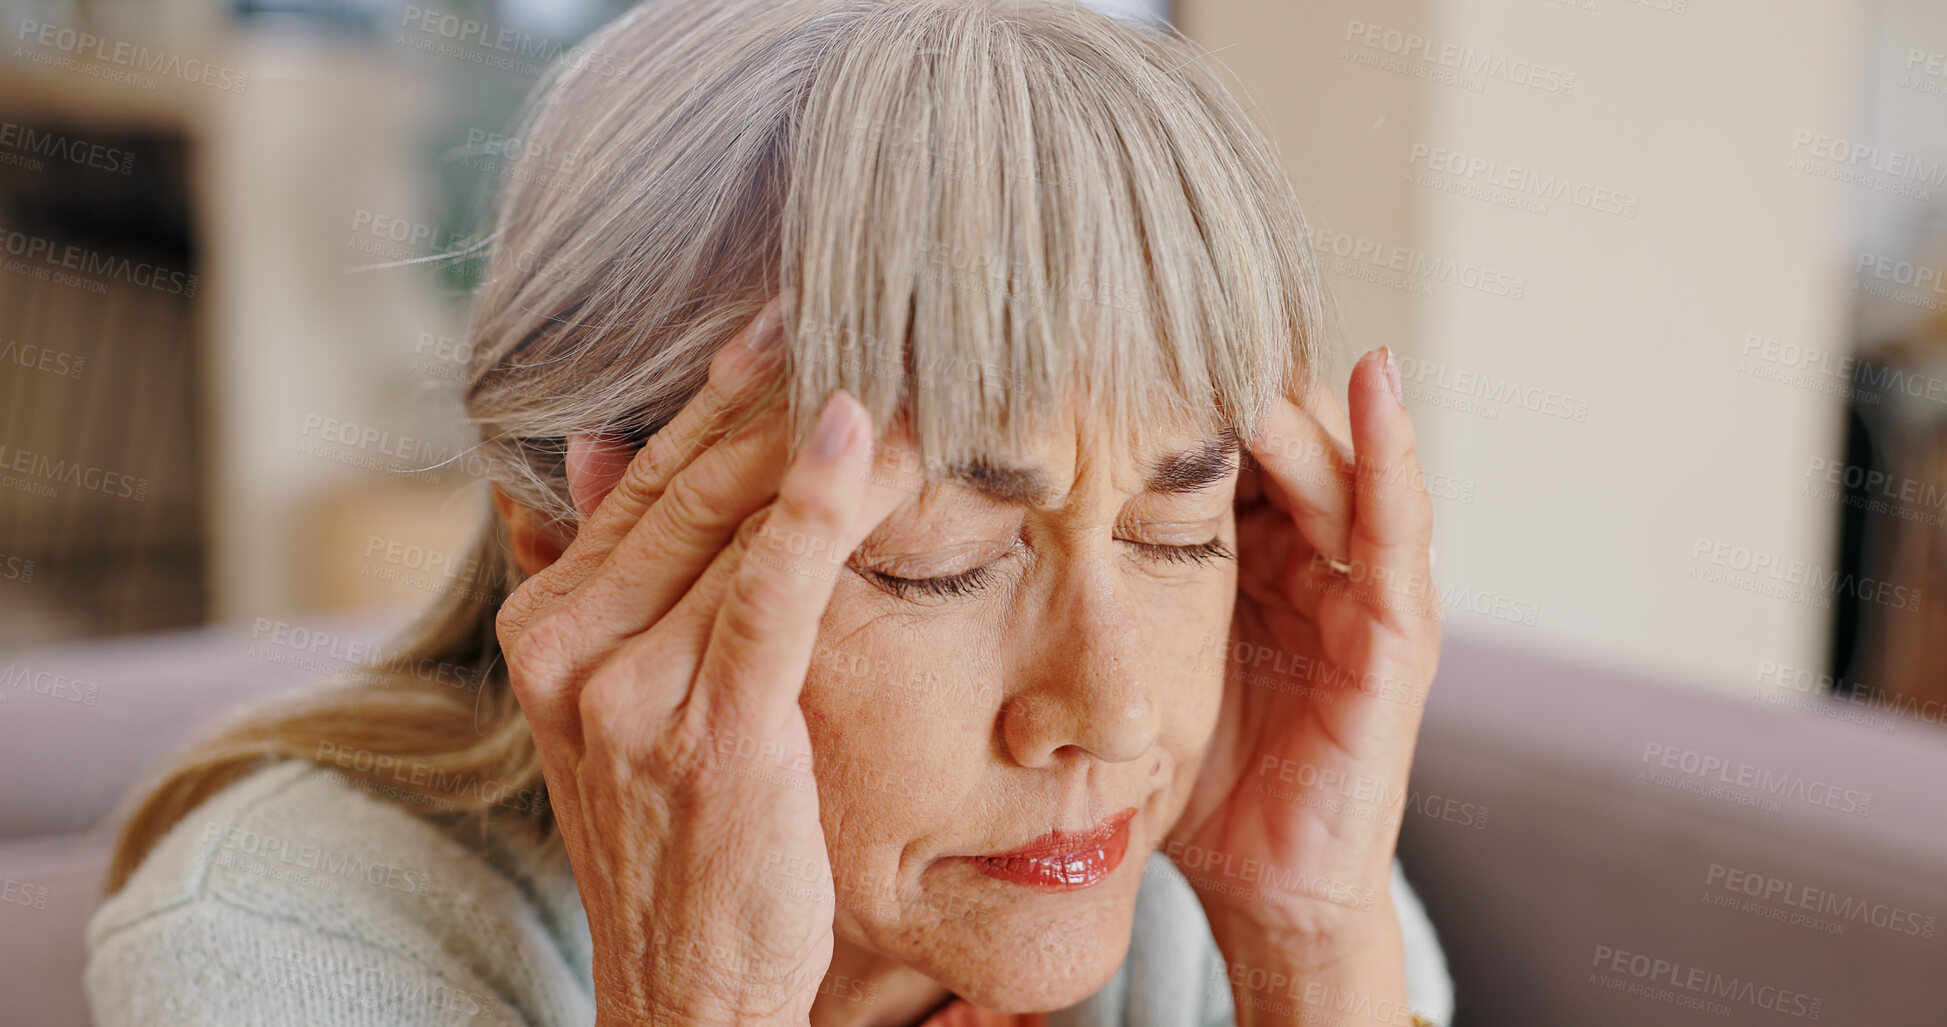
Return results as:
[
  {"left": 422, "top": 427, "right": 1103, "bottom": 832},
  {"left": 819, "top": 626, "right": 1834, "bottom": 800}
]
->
[{"left": 85, "top": 760, "right": 1452, "bottom": 1026}]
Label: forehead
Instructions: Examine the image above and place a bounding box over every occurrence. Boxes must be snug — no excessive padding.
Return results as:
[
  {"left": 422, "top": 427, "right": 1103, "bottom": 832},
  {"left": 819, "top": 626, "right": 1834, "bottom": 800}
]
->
[{"left": 922, "top": 417, "right": 1242, "bottom": 509}]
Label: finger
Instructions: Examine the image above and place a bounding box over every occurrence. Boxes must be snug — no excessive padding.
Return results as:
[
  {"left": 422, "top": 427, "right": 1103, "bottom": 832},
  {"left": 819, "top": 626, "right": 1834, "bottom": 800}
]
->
[
  {"left": 593, "top": 500, "right": 760, "bottom": 724},
  {"left": 691, "top": 391, "right": 881, "bottom": 737},
  {"left": 1237, "top": 358, "right": 1351, "bottom": 513},
  {"left": 498, "top": 297, "right": 789, "bottom": 753},
  {"left": 1246, "top": 394, "right": 1356, "bottom": 565},
  {"left": 561, "top": 292, "right": 790, "bottom": 567},
  {"left": 1344, "top": 347, "right": 1438, "bottom": 631},
  {"left": 502, "top": 294, "right": 788, "bottom": 641},
  {"left": 563, "top": 396, "right": 929, "bottom": 658},
  {"left": 557, "top": 409, "right": 794, "bottom": 647},
  {"left": 603, "top": 411, "right": 929, "bottom": 708},
  {"left": 1302, "top": 372, "right": 1354, "bottom": 451},
  {"left": 525, "top": 400, "right": 929, "bottom": 754},
  {"left": 1235, "top": 502, "right": 1331, "bottom": 625},
  {"left": 506, "top": 416, "right": 794, "bottom": 759}
]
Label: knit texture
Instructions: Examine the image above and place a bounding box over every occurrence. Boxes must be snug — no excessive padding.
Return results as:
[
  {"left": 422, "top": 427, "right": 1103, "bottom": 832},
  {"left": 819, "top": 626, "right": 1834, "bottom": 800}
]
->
[{"left": 86, "top": 759, "right": 1452, "bottom": 1026}]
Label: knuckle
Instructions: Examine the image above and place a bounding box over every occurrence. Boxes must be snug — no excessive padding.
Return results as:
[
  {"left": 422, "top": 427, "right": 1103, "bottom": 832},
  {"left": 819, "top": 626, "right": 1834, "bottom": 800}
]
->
[
  {"left": 776, "top": 472, "right": 850, "bottom": 532},
  {"left": 700, "top": 356, "right": 743, "bottom": 398},
  {"left": 614, "top": 421, "right": 715, "bottom": 514},
  {"left": 495, "top": 574, "right": 557, "bottom": 653},
  {"left": 613, "top": 445, "right": 676, "bottom": 511},
  {"left": 655, "top": 465, "right": 725, "bottom": 538},
  {"left": 732, "top": 508, "right": 772, "bottom": 548},
  {"left": 683, "top": 384, "right": 741, "bottom": 447},
  {"left": 722, "top": 563, "right": 796, "bottom": 644},
  {"left": 498, "top": 553, "right": 580, "bottom": 635},
  {"left": 504, "top": 605, "right": 582, "bottom": 696},
  {"left": 575, "top": 674, "right": 636, "bottom": 742},
  {"left": 711, "top": 574, "right": 817, "bottom": 689}
]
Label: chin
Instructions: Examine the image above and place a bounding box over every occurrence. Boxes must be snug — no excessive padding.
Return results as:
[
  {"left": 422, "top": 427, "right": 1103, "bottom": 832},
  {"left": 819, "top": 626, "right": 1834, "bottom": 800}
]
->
[
  {"left": 948, "top": 919, "right": 1134, "bottom": 1013},
  {"left": 908, "top": 870, "right": 1145, "bottom": 1014}
]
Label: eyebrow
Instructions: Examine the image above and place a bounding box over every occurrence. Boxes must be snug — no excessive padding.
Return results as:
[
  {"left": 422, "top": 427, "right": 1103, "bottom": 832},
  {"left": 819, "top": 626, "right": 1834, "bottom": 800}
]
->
[
  {"left": 943, "top": 435, "right": 1240, "bottom": 507},
  {"left": 1145, "top": 435, "right": 1243, "bottom": 494}
]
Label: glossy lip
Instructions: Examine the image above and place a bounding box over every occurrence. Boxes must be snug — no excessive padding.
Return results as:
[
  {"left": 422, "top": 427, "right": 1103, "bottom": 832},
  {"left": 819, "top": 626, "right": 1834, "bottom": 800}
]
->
[{"left": 956, "top": 807, "right": 1139, "bottom": 892}]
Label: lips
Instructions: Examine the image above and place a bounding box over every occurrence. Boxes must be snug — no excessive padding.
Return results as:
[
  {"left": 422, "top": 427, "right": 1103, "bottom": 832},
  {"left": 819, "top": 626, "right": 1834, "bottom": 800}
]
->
[{"left": 958, "top": 807, "right": 1138, "bottom": 891}]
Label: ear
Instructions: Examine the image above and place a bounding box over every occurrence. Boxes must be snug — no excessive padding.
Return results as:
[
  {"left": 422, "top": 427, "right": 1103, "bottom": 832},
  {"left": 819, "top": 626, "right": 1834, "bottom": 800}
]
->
[
  {"left": 488, "top": 433, "right": 638, "bottom": 577},
  {"left": 490, "top": 483, "right": 571, "bottom": 577}
]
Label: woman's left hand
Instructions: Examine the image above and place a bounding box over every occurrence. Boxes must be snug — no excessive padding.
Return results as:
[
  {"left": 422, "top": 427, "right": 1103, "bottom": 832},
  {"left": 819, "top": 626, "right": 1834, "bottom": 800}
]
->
[{"left": 1165, "top": 347, "right": 1441, "bottom": 1004}]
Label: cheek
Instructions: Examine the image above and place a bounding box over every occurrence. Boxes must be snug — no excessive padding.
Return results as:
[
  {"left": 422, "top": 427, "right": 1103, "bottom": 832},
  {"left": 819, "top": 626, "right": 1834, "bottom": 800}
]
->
[
  {"left": 1147, "top": 561, "right": 1236, "bottom": 693},
  {"left": 799, "top": 593, "right": 999, "bottom": 886},
  {"left": 1137, "top": 565, "right": 1235, "bottom": 784}
]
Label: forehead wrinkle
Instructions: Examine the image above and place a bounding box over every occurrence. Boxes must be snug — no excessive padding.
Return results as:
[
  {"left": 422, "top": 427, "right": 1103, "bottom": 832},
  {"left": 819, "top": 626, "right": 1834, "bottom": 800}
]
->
[{"left": 927, "top": 431, "right": 1240, "bottom": 510}]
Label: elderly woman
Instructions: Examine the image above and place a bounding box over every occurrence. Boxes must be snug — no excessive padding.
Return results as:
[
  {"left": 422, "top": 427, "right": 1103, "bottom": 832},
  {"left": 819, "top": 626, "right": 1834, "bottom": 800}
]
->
[{"left": 85, "top": 1, "right": 1452, "bottom": 1024}]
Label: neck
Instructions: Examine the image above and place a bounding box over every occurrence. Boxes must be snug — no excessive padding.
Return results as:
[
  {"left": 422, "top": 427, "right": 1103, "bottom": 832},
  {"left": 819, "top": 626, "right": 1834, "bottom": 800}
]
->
[{"left": 810, "top": 934, "right": 954, "bottom": 1027}]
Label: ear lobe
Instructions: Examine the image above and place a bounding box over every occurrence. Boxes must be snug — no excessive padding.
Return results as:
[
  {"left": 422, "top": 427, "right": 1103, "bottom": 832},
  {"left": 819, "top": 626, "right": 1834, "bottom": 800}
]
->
[{"left": 566, "top": 431, "right": 637, "bottom": 520}]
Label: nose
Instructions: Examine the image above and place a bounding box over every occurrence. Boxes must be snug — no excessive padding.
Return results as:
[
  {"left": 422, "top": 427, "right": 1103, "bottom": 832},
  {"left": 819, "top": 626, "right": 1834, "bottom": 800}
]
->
[{"left": 1000, "top": 565, "right": 1161, "bottom": 767}]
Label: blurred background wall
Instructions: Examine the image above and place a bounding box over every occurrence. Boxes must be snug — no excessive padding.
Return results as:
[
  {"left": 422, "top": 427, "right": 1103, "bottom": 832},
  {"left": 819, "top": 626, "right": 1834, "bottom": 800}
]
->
[
  {"left": 1185, "top": 0, "right": 1861, "bottom": 691},
  {"left": 0, "top": 0, "right": 621, "bottom": 644},
  {"left": 1177, "top": 0, "right": 1947, "bottom": 714}
]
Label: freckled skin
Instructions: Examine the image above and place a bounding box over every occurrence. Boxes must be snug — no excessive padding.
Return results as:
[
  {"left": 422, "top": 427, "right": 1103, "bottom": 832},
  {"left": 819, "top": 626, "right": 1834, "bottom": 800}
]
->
[{"left": 801, "top": 406, "right": 1237, "bottom": 1016}]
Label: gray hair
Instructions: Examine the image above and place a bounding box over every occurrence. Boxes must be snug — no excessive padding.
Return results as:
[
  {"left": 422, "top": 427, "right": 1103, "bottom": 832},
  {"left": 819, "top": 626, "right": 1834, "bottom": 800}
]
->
[{"left": 467, "top": 0, "right": 1327, "bottom": 534}]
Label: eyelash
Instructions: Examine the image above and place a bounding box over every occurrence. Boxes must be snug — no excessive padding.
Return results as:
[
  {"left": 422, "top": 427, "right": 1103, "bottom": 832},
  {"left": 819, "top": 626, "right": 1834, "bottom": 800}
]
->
[{"left": 862, "top": 538, "right": 1235, "bottom": 600}]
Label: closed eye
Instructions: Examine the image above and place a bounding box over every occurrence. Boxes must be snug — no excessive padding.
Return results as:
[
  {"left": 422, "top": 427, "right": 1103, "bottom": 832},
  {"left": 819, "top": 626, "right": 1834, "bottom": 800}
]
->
[
  {"left": 862, "top": 563, "right": 998, "bottom": 601},
  {"left": 859, "top": 538, "right": 1233, "bottom": 601},
  {"left": 1123, "top": 538, "right": 1234, "bottom": 566}
]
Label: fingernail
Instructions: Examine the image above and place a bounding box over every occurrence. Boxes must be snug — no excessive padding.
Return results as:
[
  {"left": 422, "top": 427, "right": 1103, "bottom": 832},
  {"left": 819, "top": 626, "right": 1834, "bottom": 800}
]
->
[
  {"left": 745, "top": 296, "right": 787, "bottom": 352},
  {"left": 809, "top": 392, "right": 856, "bottom": 460},
  {"left": 1381, "top": 346, "right": 1403, "bottom": 405}
]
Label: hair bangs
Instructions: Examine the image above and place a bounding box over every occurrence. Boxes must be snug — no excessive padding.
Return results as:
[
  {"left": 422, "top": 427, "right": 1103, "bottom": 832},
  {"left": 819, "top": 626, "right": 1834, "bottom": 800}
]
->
[{"left": 782, "top": 0, "right": 1321, "bottom": 475}]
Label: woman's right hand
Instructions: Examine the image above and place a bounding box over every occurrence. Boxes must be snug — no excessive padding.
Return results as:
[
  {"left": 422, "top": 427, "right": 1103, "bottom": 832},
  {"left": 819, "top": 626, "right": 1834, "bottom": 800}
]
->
[{"left": 492, "top": 296, "right": 912, "bottom": 1026}]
